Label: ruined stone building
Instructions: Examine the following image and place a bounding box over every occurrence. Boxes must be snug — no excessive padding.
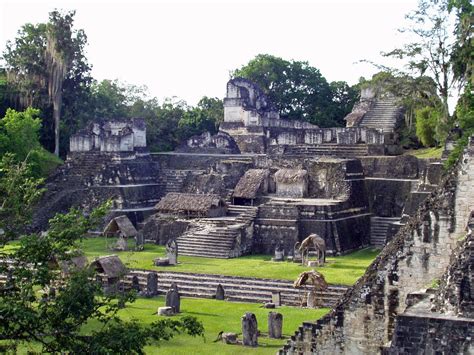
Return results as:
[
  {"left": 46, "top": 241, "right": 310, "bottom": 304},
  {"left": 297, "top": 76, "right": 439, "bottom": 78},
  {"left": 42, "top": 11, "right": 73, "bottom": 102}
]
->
[
  {"left": 70, "top": 118, "right": 146, "bottom": 152},
  {"left": 30, "top": 77, "right": 473, "bottom": 352},
  {"left": 33, "top": 78, "right": 438, "bottom": 259},
  {"left": 281, "top": 139, "right": 474, "bottom": 354}
]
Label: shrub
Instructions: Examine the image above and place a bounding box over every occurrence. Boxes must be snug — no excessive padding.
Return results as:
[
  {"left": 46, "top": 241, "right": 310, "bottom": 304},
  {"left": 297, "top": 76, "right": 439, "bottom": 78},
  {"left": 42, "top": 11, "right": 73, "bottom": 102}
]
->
[{"left": 415, "top": 106, "right": 440, "bottom": 147}]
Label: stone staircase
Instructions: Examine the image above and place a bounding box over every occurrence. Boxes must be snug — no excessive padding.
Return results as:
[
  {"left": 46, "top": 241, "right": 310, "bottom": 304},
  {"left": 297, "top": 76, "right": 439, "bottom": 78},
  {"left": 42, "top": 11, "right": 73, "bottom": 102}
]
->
[
  {"left": 359, "top": 97, "right": 403, "bottom": 133},
  {"left": 370, "top": 216, "right": 400, "bottom": 248},
  {"left": 284, "top": 143, "right": 369, "bottom": 158},
  {"left": 176, "top": 205, "right": 258, "bottom": 258},
  {"left": 126, "top": 270, "right": 349, "bottom": 307},
  {"left": 160, "top": 169, "right": 190, "bottom": 194}
]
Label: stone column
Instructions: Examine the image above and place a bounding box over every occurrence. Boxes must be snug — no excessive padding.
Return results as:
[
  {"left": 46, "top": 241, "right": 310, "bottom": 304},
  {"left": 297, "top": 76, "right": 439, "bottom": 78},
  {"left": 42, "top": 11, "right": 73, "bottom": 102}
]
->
[
  {"left": 241, "top": 312, "right": 258, "bottom": 347},
  {"left": 165, "top": 288, "right": 180, "bottom": 313},
  {"left": 146, "top": 272, "right": 158, "bottom": 296},
  {"left": 268, "top": 312, "right": 283, "bottom": 338},
  {"left": 272, "top": 291, "right": 281, "bottom": 306},
  {"left": 216, "top": 284, "right": 225, "bottom": 300}
]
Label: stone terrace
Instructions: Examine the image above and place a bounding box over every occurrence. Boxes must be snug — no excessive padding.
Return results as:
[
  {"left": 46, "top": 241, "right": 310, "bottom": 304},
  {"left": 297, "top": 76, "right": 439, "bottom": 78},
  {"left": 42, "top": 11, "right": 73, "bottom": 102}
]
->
[{"left": 123, "top": 270, "right": 349, "bottom": 308}]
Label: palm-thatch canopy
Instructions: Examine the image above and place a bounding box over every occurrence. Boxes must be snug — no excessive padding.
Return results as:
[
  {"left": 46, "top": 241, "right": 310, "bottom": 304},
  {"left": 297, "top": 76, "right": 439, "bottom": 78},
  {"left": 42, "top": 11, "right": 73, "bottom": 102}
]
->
[
  {"left": 90, "top": 255, "right": 127, "bottom": 278},
  {"left": 59, "top": 254, "right": 88, "bottom": 274},
  {"left": 233, "top": 169, "right": 269, "bottom": 199},
  {"left": 294, "top": 270, "right": 328, "bottom": 290},
  {"left": 274, "top": 169, "right": 308, "bottom": 184},
  {"left": 155, "top": 192, "right": 226, "bottom": 217},
  {"left": 103, "top": 215, "right": 137, "bottom": 237}
]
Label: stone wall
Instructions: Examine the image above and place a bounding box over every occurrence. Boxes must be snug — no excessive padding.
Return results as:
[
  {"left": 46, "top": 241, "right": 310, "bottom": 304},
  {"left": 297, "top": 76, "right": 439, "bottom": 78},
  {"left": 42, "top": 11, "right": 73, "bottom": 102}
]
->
[
  {"left": 32, "top": 151, "right": 162, "bottom": 231},
  {"left": 281, "top": 138, "right": 474, "bottom": 354},
  {"left": 432, "top": 215, "right": 474, "bottom": 317},
  {"left": 70, "top": 118, "right": 146, "bottom": 153},
  {"left": 388, "top": 216, "right": 474, "bottom": 354},
  {"left": 141, "top": 215, "right": 189, "bottom": 244},
  {"left": 219, "top": 78, "right": 386, "bottom": 154},
  {"left": 388, "top": 313, "right": 474, "bottom": 354},
  {"left": 179, "top": 131, "right": 240, "bottom": 154}
]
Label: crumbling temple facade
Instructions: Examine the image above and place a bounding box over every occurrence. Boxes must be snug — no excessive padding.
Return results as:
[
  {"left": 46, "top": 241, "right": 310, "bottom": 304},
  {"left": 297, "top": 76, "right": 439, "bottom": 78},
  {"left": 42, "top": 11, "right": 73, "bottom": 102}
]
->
[
  {"left": 214, "top": 78, "right": 390, "bottom": 155},
  {"left": 30, "top": 77, "right": 473, "bottom": 352},
  {"left": 33, "top": 78, "right": 439, "bottom": 259},
  {"left": 280, "top": 139, "right": 474, "bottom": 354},
  {"left": 70, "top": 118, "right": 147, "bottom": 152}
]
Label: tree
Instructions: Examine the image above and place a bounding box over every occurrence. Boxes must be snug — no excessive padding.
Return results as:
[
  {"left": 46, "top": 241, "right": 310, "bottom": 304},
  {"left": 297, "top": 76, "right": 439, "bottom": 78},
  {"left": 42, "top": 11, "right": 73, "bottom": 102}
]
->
[
  {"left": 415, "top": 106, "right": 441, "bottom": 146},
  {"left": 0, "top": 108, "right": 42, "bottom": 159},
  {"left": 232, "top": 54, "right": 346, "bottom": 126},
  {"left": 177, "top": 97, "right": 223, "bottom": 141},
  {"left": 383, "top": 0, "right": 457, "bottom": 123},
  {"left": 328, "top": 81, "right": 359, "bottom": 127},
  {"left": 0, "top": 199, "right": 204, "bottom": 353},
  {"left": 448, "top": 0, "right": 473, "bottom": 86},
  {"left": 0, "top": 108, "right": 61, "bottom": 178},
  {"left": 3, "top": 10, "right": 91, "bottom": 156},
  {"left": 0, "top": 153, "right": 44, "bottom": 242}
]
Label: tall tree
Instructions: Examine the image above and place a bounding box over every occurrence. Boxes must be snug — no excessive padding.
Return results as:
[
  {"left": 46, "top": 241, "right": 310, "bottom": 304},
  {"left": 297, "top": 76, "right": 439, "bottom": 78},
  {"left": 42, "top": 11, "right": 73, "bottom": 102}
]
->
[
  {"left": 448, "top": 0, "right": 473, "bottom": 86},
  {"left": 383, "top": 0, "right": 457, "bottom": 122},
  {"left": 3, "top": 10, "right": 90, "bottom": 156}
]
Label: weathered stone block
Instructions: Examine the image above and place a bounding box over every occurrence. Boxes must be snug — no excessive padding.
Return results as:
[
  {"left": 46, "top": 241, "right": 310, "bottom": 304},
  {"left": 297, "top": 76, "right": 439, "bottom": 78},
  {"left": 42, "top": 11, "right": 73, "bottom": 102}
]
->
[
  {"left": 241, "top": 312, "right": 258, "bottom": 347},
  {"left": 158, "top": 306, "right": 174, "bottom": 316},
  {"left": 268, "top": 312, "right": 283, "bottom": 339}
]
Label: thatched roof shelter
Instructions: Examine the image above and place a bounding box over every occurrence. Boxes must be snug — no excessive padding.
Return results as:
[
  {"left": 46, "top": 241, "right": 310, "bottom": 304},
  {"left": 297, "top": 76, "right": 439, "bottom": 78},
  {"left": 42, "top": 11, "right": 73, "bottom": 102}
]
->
[
  {"left": 274, "top": 169, "right": 308, "bottom": 184},
  {"left": 90, "top": 255, "right": 127, "bottom": 278},
  {"left": 103, "top": 215, "right": 137, "bottom": 237},
  {"left": 59, "top": 254, "right": 88, "bottom": 274},
  {"left": 233, "top": 169, "right": 269, "bottom": 199},
  {"left": 155, "top": 193, "right": 226, "bottom": 217}
]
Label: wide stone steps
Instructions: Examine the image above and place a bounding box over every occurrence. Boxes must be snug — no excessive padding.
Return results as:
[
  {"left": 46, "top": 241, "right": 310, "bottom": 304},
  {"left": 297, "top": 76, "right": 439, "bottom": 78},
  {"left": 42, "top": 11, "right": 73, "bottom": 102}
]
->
[
  {"left": 284, "top": 144, "right": 369, "bottom": 157},
  {"left": 359, "top": 99, "right": 402, "bottom": 133},
  {"left": 176, "top": 227, "right": 239, "bottom": 258},
  {"left": 175, "top": 205, "right": 258, "bottom": 258},
  {"left": 127, "top": 270, "right": 348, "bottom": 307},
  {"left": 159, "top": 169, "right": 190, "bottom": 194},
  {"left": 370, "top": 216, "right": 400, "bottom": 248}
]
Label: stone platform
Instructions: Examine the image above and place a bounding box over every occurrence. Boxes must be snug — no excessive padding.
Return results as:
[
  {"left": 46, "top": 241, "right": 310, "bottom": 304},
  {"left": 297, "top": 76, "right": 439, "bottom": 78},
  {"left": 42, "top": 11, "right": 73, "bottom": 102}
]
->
[{"left": 124, "top": 269, "right": 349, "bottom": 308}]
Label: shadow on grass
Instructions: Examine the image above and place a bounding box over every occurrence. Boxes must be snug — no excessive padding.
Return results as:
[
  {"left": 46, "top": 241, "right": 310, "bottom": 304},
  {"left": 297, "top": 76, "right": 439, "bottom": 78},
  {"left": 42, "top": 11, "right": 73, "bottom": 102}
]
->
[{"left": 185, "top": 311, "right": 220, "bottom": 317}]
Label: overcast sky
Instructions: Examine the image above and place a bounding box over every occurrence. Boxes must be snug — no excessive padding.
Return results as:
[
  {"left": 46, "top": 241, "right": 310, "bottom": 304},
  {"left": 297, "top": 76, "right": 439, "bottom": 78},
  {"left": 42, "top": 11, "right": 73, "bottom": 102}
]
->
[{"left": 1, "top": 0, "right": 420, "bottom": 106}]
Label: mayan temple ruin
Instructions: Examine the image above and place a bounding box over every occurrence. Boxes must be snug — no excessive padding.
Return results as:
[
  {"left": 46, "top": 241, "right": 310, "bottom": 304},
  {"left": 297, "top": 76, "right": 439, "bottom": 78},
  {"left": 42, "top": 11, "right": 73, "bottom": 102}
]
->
[
  {"left": 17, "top": 77, "right": 474, "bottom": 353},
  {"left": 2, "top": 0, "right": 472, "bottom": 352}
]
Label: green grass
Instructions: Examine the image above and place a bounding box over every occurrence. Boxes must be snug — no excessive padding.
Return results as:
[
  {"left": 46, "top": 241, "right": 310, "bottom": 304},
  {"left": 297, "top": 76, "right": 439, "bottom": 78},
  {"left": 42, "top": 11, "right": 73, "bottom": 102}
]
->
[
  {"left": 104, "top": 297, "right": 328, "bottom": 354},
  {"left": 78, "top": 238, "right": 378, "bottom": 285},
  {"left": 11, "top": 297, "right": 328, "bottom": 354},
  {"left": 1, "top": 238, "right": 379, "bottom": 285},
  {"left": 404, "top": 146, "right": 443, "bottom": 159}
]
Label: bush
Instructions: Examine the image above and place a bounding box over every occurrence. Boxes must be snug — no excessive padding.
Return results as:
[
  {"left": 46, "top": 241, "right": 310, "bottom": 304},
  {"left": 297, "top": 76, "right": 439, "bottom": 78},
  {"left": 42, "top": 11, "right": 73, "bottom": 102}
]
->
[
  {"left": 415, "top": 106, "right": 440, "bottom": 147},
  {"left": 444, "top": 85, "right": 474, "bottom": 169},
  {"left": 28, "top": 148, "right": 63, "bottom": 178}
]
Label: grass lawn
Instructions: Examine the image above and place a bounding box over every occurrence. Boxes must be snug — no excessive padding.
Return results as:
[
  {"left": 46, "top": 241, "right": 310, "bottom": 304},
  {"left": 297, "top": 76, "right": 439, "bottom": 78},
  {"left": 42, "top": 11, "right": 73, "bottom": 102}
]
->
[
  {"left": 8, "top": 297, "right": 329, "bottom": 354},
  {"left": 404, "top": 146, "right": 443, "bottom": 159},
  {"left": 2, "top": 238, "right": 378, "bottom": 285},
  {"left": 78, "top": 238, "right": 378, "bottom": 285},
  {"left": 103, "top": 296, "right": 328, "bottom": 354}
]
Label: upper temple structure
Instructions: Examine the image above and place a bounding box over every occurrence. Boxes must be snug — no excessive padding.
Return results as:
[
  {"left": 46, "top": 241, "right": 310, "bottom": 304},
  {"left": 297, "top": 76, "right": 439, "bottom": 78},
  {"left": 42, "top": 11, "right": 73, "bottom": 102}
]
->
[
  {"left": 187, "top": 77, "right": 393, "bottom": 155},
  {"left": 70, "top": 118, "right": 147, "bottom": 152}
]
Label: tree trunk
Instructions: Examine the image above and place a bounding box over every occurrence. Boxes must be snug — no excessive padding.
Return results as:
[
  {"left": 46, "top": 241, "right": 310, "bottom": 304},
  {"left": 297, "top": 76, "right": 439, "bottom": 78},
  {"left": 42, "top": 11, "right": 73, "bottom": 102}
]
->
[{"left": 53, "top": 91, "right": 62, "bottom": 156}]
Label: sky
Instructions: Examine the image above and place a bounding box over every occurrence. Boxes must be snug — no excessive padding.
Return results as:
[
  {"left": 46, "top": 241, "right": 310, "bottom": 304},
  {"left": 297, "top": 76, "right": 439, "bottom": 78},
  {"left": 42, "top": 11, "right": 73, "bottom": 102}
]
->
[{"left": 1, "top": 0, "right": 420, "bottom": 106}]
